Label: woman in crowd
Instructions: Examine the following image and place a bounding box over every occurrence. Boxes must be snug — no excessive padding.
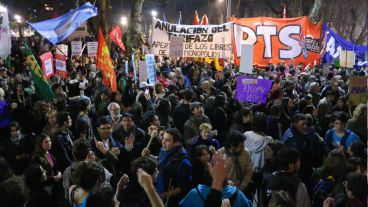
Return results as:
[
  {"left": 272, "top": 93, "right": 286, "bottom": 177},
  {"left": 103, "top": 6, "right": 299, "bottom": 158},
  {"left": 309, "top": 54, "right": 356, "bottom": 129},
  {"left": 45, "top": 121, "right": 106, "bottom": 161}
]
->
[
  {"left": 346, "top": 103, "right": 367, "bottom": 144},
  {"left": 43, "top": 110, "right": 58, "bottom": 137},
  {"left": 280, "top": 97, "right": 294, "bottom": 132},
  {"left": 192, "top": 123, "right": 220, "bottom": 154},
  {"left": 191, "top": 145, "right": 212, "bottom": 187},
  {"left": 230, "top": 107, "right": 252, "bottom": 133},
  {"left": 155, "top": 98, "right": 174, "bottom": 128}
]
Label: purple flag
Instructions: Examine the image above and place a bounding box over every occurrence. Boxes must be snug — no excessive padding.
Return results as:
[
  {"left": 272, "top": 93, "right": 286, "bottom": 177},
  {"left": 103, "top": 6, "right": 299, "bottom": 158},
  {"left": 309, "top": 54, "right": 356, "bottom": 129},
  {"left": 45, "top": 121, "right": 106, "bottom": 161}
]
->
[{"left": 236, "top": 76, "right": 272, "bottom": 104}]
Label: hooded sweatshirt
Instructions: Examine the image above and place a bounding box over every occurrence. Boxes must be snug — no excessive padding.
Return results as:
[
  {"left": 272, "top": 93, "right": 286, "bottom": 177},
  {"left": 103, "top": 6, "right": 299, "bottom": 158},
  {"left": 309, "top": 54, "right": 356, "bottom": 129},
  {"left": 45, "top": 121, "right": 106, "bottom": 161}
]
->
[{"left": 244, "top": 131, "right": 273, "bottom": 170}]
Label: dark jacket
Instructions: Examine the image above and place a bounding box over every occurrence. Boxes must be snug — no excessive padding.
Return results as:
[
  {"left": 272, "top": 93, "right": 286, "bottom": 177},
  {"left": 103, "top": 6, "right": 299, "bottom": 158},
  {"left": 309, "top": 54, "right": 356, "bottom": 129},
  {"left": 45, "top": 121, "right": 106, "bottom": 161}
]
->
[
  {"left": 262, "top": 171, "right": 301, "bottom": 206},
  {"left": 1, "top": 135, "right": 33, "bottom": 174},
  {"left": 157, "top": 146, "right": 192, "bottom": 207},
  {"left": 183, "top": 115, "right": 211, "bottom": 143},
  {"left": 266, "top": 116, "right": 282, "bottom": 140},
  {"left": 173, "top": 103, "right": 191, "bottom": 133},
  {"left": 90, "top": 134, "right": 120, "bottom": 175},
  {"left": 282, "top": 126, "right": 314, "bottom": 185},
  {"left": 51, "top": 129, "right": 74, "bottom": 172}
]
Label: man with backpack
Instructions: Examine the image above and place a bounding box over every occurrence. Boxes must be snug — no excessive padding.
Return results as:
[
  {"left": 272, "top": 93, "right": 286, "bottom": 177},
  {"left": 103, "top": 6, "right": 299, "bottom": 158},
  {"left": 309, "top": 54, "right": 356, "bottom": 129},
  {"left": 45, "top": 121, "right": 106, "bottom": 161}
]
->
[
  {"left": 262, "top": 147, "right": 311, "bottom": 207},
  {"left": 324, "top": 111, "right": 361, "bottom": 151}
]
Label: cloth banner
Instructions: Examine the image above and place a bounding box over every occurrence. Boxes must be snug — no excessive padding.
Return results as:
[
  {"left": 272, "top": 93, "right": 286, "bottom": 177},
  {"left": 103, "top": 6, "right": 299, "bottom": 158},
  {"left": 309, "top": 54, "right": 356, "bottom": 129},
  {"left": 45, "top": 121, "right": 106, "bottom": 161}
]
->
[
  {"left": 151, "top": 19, "right": 232, "bottom": 58},
  {"left": 87, "top": 42, "right": 98, "bottom": 57},
  {"left": 71, "top": 41, "right": 83, "bottom": 56},
  {"left": 39, "top": 52, "right": 54, "bottom": 79},
  {"left": 232, "top": 16, "right": 322, "bottom": 67},
  {"left": 23, "top": 43, "right": 54, "bottom": 101},
  {"left": 55, "top": 54, "right": 68, "bottom": 78},
  {"left": 56, "top": 44, "right": 68, "bottom": 56},
  {"left": 28, "top": 2, "right": 98, "bottom": 45},
  {"left": 236, "top": 76, "right": 272, "bottom": 104},
  {"left": 322, "top": 24, "right": 368, "bottom": 67},
  {"left": 97, "top": 29, "right": 117, "bottom": 92},
  {"left": 145, "top": 54, "right": 157, "bottom": 85},
  {"left": 109, "top": 25, "right": 126, "bottom": 51},
  {"left": 348, "top": 76, "right": 368, "bottom": 106}
]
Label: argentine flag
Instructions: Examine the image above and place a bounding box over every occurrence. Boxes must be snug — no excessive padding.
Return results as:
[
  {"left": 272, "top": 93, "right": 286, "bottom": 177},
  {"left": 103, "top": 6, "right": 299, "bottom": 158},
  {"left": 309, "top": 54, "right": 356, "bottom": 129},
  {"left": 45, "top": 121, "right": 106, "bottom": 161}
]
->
[{"left": 28, "top": 2, "right": 97, "bottom": 45}]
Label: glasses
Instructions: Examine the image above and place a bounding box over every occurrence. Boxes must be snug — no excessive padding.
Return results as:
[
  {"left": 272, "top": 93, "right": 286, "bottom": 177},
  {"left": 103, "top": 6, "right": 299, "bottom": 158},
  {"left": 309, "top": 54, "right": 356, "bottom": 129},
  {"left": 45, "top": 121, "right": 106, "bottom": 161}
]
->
[
  {"left": 110, "top": 107, "right": 120, "bottom": 111},
  {"left": 100, "top": 127, "right": 111, "bottom": 130}
]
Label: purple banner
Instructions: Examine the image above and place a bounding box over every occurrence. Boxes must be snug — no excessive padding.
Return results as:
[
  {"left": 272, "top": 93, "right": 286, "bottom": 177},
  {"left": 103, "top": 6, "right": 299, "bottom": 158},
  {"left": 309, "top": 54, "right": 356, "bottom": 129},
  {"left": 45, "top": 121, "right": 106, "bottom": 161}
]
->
[{"left": 236, "top": 76, "right": 272, "bottom": 104}]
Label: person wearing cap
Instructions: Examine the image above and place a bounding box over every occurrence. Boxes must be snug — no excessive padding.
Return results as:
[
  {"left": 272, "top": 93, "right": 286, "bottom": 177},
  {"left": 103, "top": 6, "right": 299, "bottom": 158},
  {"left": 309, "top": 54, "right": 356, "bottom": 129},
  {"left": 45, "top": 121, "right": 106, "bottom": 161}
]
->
[{"left": 183, "top": 102, "right": 211, "bottom": 147}]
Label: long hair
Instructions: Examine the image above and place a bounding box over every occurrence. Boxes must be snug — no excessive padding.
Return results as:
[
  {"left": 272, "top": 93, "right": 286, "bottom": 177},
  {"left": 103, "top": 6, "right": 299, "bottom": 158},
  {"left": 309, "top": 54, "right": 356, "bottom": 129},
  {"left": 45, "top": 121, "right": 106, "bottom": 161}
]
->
[{"left": 33, "top": 133, "right": 49, "bottom": 157}]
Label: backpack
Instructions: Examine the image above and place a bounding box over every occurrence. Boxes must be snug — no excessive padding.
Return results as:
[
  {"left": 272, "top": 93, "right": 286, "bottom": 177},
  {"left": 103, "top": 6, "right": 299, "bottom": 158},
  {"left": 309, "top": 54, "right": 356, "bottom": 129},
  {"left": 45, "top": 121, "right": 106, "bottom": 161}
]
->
[
  {"left": 195, "top": 186, "right": 239, "bottom": 206},
  {"left": 326, "top": 129, "right": 351, "bottom": 150},
  {"left": 311, "top": 176, "right": 336, "bottom": 207}
]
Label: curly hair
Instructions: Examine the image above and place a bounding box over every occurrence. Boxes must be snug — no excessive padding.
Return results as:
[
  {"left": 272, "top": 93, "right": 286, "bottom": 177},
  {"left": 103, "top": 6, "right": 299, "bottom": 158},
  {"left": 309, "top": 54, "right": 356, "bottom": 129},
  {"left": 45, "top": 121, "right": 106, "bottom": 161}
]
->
[
  {"left": 71, "top": 161, "right": 105, "bottom": 192},
  {"left": 352, "top": 103, "right": 367, "bottom": 121}
]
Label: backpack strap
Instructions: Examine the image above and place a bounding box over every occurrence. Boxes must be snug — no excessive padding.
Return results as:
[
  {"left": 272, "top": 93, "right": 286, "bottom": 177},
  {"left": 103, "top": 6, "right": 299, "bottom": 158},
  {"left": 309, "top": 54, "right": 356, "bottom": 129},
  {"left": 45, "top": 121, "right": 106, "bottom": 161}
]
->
[
  {"left": 229, "top": 189, "right": 239, "bottom": 206},
  {"left": 196, "top": 186, "right": 206, "bottom": 202},
  {"left": 327, "top": 130, "right": 334, "bottom": 149},
  {"left": 340, "top": 130, "right": 351, "bottom": 148}
]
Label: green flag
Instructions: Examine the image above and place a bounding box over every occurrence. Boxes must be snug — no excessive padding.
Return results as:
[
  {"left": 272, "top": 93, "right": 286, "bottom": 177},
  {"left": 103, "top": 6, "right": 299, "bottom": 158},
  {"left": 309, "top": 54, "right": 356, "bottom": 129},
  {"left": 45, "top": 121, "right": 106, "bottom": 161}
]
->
[{"left": 23, "top": 43, "right": 54, "bottom": 101}]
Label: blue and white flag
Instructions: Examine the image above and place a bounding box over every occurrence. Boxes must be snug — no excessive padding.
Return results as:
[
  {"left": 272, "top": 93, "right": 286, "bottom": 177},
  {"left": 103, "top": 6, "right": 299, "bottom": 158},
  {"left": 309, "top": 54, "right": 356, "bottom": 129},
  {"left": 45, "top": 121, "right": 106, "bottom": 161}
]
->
[
  {"left": 322, "top": 24, "right": 368, "bottom": 67},
  {"left": 28, "top": 2, "right": 97, "bottom": 45},
  {"left": 0, "top": 5, "right": 11, "bottom": 59},
  {"left": 176, "top": 11, "right": 182, "bottom": 25}
]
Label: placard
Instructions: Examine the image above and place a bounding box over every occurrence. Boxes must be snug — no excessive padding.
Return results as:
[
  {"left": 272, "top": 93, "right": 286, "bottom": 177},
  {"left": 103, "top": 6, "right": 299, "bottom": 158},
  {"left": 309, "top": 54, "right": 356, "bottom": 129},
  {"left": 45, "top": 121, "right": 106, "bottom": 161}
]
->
[
  {"left": 39, "top": 52, "right": 54, "bottom": 79},
  {"left": 87, "top": 42, "right": 98, "bottom": 57},
  {"left": 169, "top": 36, "right": 184, "bottom": 57},
  {"left": 139, "top": 60, "right": 148, "bottom": 83},
  {"left": 71, "top": 41, "right": 83, "bottom": 56},
  {"left": 236, "top": 76, "right": 272, "bottom": 104},
  {"left": 145, "top": 54, "right": 157, "bottom": 85},
  {"left": 239, "top": 44, "right": 253, "bottom": 74},
  {"left": 55, "top": 44, "right": 68, "bottom": 56},
  {"left": 55, "top": 54, "right": 68, "bottom": 78},
  {"left": 348, "top": 76, "right": 368, "bottom": 105}
]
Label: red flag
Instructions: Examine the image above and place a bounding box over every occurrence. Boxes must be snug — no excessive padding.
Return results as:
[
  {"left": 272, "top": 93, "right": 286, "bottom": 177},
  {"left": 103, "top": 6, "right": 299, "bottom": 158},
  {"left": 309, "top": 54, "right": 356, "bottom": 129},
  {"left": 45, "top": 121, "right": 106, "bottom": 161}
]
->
[
  {"left": 39, "top": 52, "right": 54, "bottom": 79},
  {"left": 97, "top": 28, "right": 117, "bottom": 92},
  {"left": 283, "top": 2, "right": 287, "bottom": 18},
  {"left": 55, "top": 54, "right": 68, "bottom": 78},
  {"left": 193, "top": 10, "right": 200, "bottom": 25},
  {"left": 109, "top": 25, "right": 126, "bottom": 52},
  {"left": 200, "top": 15, "right": 208, "bottom": 25}
]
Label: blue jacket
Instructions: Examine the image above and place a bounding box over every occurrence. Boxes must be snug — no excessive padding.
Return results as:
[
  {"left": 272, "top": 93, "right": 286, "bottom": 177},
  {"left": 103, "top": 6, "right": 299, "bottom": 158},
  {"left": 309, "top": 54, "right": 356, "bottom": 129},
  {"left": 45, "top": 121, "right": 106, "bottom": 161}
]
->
[
  {"left": 179, "top": 184, "right": 252, "bottom": 207},
  {"left": 156, "top": 146, "right": 192, "bottom": 207}
]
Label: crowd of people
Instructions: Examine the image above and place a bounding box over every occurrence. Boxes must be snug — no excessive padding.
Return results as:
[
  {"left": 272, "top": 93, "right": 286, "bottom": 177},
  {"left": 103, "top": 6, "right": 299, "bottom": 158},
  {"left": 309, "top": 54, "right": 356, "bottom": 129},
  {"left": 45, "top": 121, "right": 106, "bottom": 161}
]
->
[{"left": 0, "top": 37, "right": 367, "bottom": 207}]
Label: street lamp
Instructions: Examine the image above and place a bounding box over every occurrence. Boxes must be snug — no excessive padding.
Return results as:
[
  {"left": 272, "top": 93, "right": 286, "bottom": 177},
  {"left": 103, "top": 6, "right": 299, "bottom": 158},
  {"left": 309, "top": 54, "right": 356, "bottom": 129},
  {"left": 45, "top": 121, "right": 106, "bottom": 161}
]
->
[
  {"left": 14, "top": 14, "right": 22, "bottom": 23},
  {"left": 151, "top": 10, "right": 157, "bottom": 18},
  {"left": 0, "top": 5, "right": 7, "bottom": 13},
  {"left": 120, "top": 16, "right": 128, "bottom": 26}
]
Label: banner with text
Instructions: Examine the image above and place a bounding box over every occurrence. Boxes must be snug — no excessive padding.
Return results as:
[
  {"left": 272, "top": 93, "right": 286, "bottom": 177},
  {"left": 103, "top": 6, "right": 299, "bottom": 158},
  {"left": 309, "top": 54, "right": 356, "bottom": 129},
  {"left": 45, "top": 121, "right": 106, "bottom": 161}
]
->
[
  {"left": 71, "top": 41, "right": 83, "bottom": 56},
  {"left": 87, "top": 42, "right": 98, "bottom": 57},
  {"left": 151, "top": 19, "right": 232, "bottom": 58},
  {"left": 348, "top": 76, "right": 368, "bottom": 106},
  {"left": 55, "top": 54, "right": 68, "bottom": 78},
  {"left": 236, "top": 76, "right": 272, "bottom": 104},
  {"left": 232, "top": 16, "right": 322, "bottom": 67},
  {"left": 56, "top": 44, "right": 68, "bottom": 57},
  {"left": 39, "top": 52, "right": 54, "bottom": 79}
]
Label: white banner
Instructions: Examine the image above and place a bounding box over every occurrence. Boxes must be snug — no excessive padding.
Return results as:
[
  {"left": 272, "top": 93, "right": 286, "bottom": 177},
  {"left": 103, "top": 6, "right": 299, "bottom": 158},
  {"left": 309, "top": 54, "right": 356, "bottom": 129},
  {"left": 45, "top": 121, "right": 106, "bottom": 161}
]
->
[
  {"left": 56, "top": 44, "right": 68, "bottom": 56},
  {"left": 151, "top": 19, "right": 232, "bottom": 58},
  {"left": 71, "top": 41, "right": 83, "bottom": 56},
  {"left": 87, "top": 42, "right": 98, "bottom": 57}
]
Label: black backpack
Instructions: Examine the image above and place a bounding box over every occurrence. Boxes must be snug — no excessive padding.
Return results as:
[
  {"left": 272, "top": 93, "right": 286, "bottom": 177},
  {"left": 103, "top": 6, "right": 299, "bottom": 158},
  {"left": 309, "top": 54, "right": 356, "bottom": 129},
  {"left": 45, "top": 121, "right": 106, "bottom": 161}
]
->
[{"left": 326, "top": 129, "right": 351, "bottom": 150}]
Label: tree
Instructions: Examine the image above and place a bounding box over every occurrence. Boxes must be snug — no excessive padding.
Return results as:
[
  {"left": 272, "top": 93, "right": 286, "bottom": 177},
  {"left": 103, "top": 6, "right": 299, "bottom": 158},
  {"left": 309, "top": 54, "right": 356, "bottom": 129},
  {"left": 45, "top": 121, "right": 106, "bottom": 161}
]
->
[{"left": 126, "top": 0, "right": 145, "bottom": 56}]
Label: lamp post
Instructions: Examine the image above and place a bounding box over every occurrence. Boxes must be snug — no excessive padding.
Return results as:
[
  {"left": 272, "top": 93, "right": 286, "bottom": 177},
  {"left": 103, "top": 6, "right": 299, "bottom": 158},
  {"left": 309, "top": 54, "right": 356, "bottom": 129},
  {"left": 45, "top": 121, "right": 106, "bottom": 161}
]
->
[
  {"left": 219, "top": 0, "right": 231, "bottom": 21},
  {"left": 120, "top": 16, "right": 128, "bottom": 31}
]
